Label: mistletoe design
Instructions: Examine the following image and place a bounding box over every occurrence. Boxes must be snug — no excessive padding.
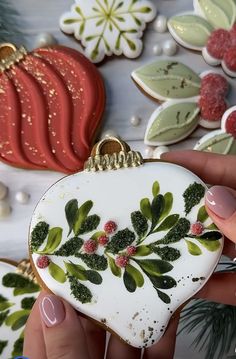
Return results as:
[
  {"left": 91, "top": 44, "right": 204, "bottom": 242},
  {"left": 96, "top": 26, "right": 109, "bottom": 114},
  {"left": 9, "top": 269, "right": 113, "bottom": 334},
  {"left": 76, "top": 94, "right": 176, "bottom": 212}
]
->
[
  {"left": 59, "top": 0, "right": 156, "bottom": 63},
  {"left": 30, "top": 181, "right": 222, "bottom": 305}
]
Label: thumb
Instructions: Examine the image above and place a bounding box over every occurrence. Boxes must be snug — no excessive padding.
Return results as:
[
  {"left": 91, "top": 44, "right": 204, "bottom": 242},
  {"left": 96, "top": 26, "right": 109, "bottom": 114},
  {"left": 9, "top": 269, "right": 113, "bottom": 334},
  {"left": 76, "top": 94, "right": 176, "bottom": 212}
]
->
[
  {"left": 39, "top": 293, "right": 90, "bottom": 359},
  {"left": 205, "top": 185, "right": 236, "bottom": 244}
]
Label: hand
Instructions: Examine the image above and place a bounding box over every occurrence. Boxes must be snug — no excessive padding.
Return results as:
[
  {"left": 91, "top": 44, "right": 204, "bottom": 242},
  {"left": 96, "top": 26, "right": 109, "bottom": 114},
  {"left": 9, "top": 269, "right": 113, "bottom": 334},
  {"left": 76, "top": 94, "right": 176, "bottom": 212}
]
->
[{"left": 162, "top": 150, "right": 236, "bottom": 306}]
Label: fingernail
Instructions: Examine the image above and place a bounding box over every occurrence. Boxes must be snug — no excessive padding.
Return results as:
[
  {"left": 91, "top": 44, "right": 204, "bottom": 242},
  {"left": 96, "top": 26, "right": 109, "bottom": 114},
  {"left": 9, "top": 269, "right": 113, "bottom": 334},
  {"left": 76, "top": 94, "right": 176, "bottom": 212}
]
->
[
  {"left": 39, "top": 295, "right": 65, "bottom": 327},
  {"left": 206, "top": 186, "right": 236, "bottom": 219}
]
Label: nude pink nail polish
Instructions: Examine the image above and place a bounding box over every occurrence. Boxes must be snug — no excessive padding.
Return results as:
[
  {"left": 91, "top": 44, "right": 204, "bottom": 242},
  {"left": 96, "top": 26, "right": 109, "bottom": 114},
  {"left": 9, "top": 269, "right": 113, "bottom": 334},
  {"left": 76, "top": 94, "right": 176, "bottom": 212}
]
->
[
  {"left": 39, "top": 295, "right": 65, "bottom": 327},
  {"left": 206, "top": 186, "right": 236, "bottom": 219}
]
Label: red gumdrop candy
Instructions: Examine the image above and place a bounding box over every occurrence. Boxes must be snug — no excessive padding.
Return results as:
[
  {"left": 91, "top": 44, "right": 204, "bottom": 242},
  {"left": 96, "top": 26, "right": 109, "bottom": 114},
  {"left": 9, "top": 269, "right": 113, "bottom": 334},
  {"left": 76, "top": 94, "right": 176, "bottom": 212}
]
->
[
  {"left": 225, "top": 111, "right": 236, "bottom": 138},
  {"left": 230, "top": 24, "right": 236, "bottom": 47},
  {"left": 206, "top": 29, "right": 231, "bottom": 59},
  {"left": 199, "top": 95, "right": 227, "bottom": 121},
  {"left": 200, "top": 73, "right": 228, "bottom": 98},
  {"left": 223, "top": 47, "right": 236, "bottom": 72}
]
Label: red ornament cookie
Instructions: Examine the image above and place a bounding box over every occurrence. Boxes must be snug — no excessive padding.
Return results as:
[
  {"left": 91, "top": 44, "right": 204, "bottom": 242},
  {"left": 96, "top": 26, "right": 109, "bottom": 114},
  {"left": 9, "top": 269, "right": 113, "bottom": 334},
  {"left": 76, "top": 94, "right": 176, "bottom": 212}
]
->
[{"left": 0, "top": 44, "right": 105, "bottom": 173}]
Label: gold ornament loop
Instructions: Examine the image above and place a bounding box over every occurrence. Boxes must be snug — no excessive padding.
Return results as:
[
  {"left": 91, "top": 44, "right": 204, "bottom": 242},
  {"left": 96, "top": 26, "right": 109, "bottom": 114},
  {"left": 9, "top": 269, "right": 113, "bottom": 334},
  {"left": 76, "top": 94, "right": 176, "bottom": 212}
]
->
[
  {"left": 84, "top": 137, "right": 144, "bottom": 172},
  {"left": 16, "top": 258, "right": 38, "bottom": 284},
  {"left": 0, "top": 44, "right": 27, "bottom": 73}
]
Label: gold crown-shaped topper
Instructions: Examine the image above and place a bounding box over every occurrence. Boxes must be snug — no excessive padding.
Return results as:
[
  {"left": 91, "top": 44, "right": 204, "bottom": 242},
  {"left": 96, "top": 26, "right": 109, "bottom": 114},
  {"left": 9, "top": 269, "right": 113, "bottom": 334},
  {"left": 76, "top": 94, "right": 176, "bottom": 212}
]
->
[
  {"left": 0, "top": 43, "right": 27, "bottom": 73},
  {"left": 84, "top": 137, "right": 144, "bottom": 172}
]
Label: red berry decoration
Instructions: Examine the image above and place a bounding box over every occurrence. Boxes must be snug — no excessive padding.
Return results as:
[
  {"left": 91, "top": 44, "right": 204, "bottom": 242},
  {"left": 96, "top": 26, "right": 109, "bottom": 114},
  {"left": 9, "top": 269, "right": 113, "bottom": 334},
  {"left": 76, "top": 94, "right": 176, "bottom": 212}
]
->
[
  {"left": 200, "top": 73, "right": 228, "bottom": 98},
  {"left": 83, "top": 239, "right": 98, "bottom": 254},
  {"left": 223, "top": 47, "right": 236, "bottom": 72},
  {"left": 126, "top": 246, "right": 137, "bottom": 256},
  {"left": 104, "top": 221, "right": 117, "bottom": 234},
  {"left": 36, "top": 255, "right": 50, "bottom": 269},
  {"left": 206, "top": 29, "right": 231, "bottom": 59},
  {"left": 98, "top": 235, "right": 109, "bottom": 246},
  {"left": 199, "top": 95, "right": 227, "bottom": 121},
  {"left": 225, "top": 111, "right": 236, "bottom": 138},
  {"left": 191, "top": 222, "right": 204, "bottom": 236},
  {"left": 230, "top": 24, "right": 236, "bottom": 47},
  {"left": 115, "top": 255, "right": 129, "bottom": 268}
]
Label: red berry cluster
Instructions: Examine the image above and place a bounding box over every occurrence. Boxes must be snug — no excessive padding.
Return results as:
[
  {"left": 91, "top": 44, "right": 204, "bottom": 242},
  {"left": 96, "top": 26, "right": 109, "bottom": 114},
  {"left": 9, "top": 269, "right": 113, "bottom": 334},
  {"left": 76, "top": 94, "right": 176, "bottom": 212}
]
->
[
  {"left": 199, "top": 73, "right": 228, "bottom": 122},
  {"left": 225, "top": 111, "right": 236, "bottom": 138},
  {"left": 190, "top": 222, "right": 204, "bottom": 236},
  {"left": 207, "top": 26, "right": 236, "bottom": 72},
  {"left": 83, "top": 221, "right": 118, "bottom": 254},
  {"left": 36, "top": 255, "right": 50, "bottom": 269}
]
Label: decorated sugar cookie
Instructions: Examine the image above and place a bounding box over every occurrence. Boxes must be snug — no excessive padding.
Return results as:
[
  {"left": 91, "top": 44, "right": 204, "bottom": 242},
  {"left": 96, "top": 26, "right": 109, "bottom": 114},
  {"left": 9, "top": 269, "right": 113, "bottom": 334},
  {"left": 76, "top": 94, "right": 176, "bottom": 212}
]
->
[
  {"left": 0, "top": 259, "right": 40, "bottom": 357},
  {"left": 29, "top": 137, "right": 223, "bottom": 349},
  {"left": 0, "top": 44, "right": 105, "bottom": 173},
  {"left": 59, "top": 0, "right": 156, "bottom": 63},
  {"left": 195, "top": 106, "right": 236, "bottom": 155},
  {"left": 168, "top": 0, "right": 236, "bottom": 77},
  {"left": 132, "top": 61, "right": 229, "bottom": 145}
]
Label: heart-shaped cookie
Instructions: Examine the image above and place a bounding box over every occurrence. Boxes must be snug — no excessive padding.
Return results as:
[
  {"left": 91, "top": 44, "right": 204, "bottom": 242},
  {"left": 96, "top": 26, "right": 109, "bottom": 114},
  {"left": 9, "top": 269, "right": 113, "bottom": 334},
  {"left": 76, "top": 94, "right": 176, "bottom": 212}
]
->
[{"left": 29, "top": 138, "right": 223, "bottom": 348}]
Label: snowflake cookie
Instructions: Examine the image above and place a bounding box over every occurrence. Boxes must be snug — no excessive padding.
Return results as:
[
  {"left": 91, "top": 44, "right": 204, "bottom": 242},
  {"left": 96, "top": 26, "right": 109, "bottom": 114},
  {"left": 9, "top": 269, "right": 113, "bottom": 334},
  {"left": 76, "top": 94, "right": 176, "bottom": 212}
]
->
[{"left": 59, "top": 0, "right": 157, "bottom": 63}]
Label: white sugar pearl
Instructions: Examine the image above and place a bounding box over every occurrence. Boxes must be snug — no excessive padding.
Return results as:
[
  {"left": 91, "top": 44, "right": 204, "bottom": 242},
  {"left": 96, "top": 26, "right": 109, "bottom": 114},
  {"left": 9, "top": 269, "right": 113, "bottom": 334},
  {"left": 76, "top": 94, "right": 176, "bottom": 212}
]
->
[
  {"left": 144, "top": 146, "right": 154, "bottom": 158},
  {"left": 15, "top": 191, "right": 30, "bottom": 204},
  {"left": 153, "top": 44, "right": 162, "bottom": 56},
  {"left": 153, "top": 146, "right": 170, "bottom": 159},
  {"left": 35, "top": 33, "right": 57, "bottom": 48},
  {"left": 154, "top": 15, "right": 168, "bottom": 33},
  {"left": 130, "top": 115, "right": 141, "bottom": 127},
  {"left": 101, "top": 130, "right": 118, "bottom": 139},
  {"left": 163, "top": 40, "right": 178, "bottom": 56},
  {"left": 0, "top": 182, "right": 8, "bottom": 200},
  {"left": 0, "top": 202, "right": 11, "bottom": 219}
]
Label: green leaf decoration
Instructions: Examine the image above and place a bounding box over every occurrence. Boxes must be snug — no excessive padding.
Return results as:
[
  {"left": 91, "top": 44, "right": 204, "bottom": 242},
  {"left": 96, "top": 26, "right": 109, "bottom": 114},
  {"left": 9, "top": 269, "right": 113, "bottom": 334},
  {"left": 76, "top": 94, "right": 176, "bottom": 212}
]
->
[
  {"left": 11, "top": 337, "right": 24, "bottom": 357},
  {"left": 106, "top": 228, "right": 135, "bottom": 254},
  {"left": 197, "top": 206, "right": 209, "bottom": 223},
  {"left": 152, "top": 181, "right": 160, "bottom": 197},
  {"left": 206, "top": 223, "right": 218, "bottom": 230},
  {"left": 38, "top": 227, "right": 63, "bottom": 254},
  {"left": 48, "top": 262, "right": 66, "bottom": 283},
  {"left": 147, "top": 274, "right": 177, "bottom": 289},
  {"left": 131, "top": 211, "right": 148, "bottom": 238},
  {"left": 65, "top": 199, "right": 78, "bottom": 236},
  {"left": 0, "top": 301, "right": 14, "bottom": 312},
  {"left": 183, "top": 182, "right": 205, "bottom": 215},
  {"left": 196, "top": 133, "right": 236, "bottom": 155},
  {"left": 168, "top": 15, "right": 213, "bottom": 49},
  {"left": 0, "top": 294, "right": 7, "bottom": 302},
  {"left": 12, "top": 314, "right": 29, "bottom": 331},
  {"left": 0, "top": 341, "right": 8, "bottom": 355},
  {"left": 155, "top": 218, "right": 190, "bottom": 245},
  {"left": 132, "top": 61, "right": 201, "bottom": 100},
  {"left": 154, "top": 288, "right": 171, "bottom": 304},
  {"left": 108, "top": 257, "right": 121, "bottom": 277},
  {"left": 5, "top": 309, "right": 30, "bottom": 329},
  {"left": 73, "top": 200, "right": 93, "bottom": 235},
  {"left": 64, "top": 261, "right": 87, "bottom": 280},
  {"left": 197, "top": 0, "right": 236, "bottom": 30},
  {"left": 134, "top": 245, "right": 152, "bottom": 256},
  {"left": 140, "top": 198, "right": 152, "bottom": 220},
  {"left": 152, "top": 246, "right": 181, "bottom": 262},
  {"left": 154, "top": 214, "right": 179, "bottom": 232},
  {"left": 13, "top": 287, "right": 40, "bottom": 296},
  {"left": 151, "top": 194, "right": 165, "bottom": 231},
  {"left": 76, "top": 253, "right": 108, "bottom": 271},
  {"left": 68, "top": 275, "right": 92, "bottom": 304},
  {"left": 185, "top": 239, "right": 202, "bottom": 256},
  {"left": 21, "top": 297, "right": 36, "bottom": 310},
  {"left": 146, "top": 103, "right": 200, "bottom": 145},
  {"left": 197, "top": 231, "right": 222, "bottom": 241},
  {"left": 160, "top": 193, "right": 174, "bottom": 221},
  {"left": 135, "top": 259, "right": 173, "bottom": 275},
  {"left": 54, "top": 237, "right": 83, "bottom": 256},
  {"left": 0, "top": 309, "right": 9, "bottom": 326},
  {"left": 123, "top": 269, "right": 137, "bottom": 293},
  {"left": 126, "top": 264, "right": 144, "bottom": 287},
  {"left": 197, "top": 239, "right": 221, "bottom": 252},
  {"left": 91, "top": 231, "right": 106, "bottom": 240},
  {"left": 2, "top": 273, "right": 40, "bottom": 294},
  {"left": 86, "top": 270, "right": 103, "bottom": 285},
  {"left": 30, "top": 221, "right": 49, "bottom": 251},
  {"left": 78, "top": 215, "right": 100, "bottom": 235}
]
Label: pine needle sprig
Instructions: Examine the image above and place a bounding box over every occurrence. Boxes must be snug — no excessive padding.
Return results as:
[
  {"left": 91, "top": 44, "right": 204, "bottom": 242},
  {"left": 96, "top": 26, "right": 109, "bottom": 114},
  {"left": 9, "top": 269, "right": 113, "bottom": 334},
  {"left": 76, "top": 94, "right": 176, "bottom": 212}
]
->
[{"left": 0, "top": 0, "right": 24, "bottom": 43}]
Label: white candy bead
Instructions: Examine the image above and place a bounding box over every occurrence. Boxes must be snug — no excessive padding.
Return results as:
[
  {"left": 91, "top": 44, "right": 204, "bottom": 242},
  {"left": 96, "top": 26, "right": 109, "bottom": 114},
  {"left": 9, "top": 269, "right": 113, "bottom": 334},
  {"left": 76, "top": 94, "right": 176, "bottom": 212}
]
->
[
  {"left": 144, "top": 146, "right": 154, "bottom": 158},
  {"left": 0, "top": 202, "right": 11, "bottom": 219},
  {"left": 153, "top": 44, "right": 162, "bottom": 56},
  {"left": 154, "top": 15, "right": 168, "bottom": 33},
  {"left": 0, "top": 182, "right": 8, "bottom": 200},
  {"left": 35, "top": 33, "right": 57, "bottom": 48},
  {"left": 163, "top": 40, "right": 178, "bottom": 56},
  {"left": 130, "top": 115, "right": 141, "bottom": 127},
  {"left": 153, "top": 146, "right": 170, "bottom": 159},
  {"left": 101, "top": 130, "right": 118, "bottom": 139},
  {"left": 15, "top": 191, "right": 30, "bottom": 204}
]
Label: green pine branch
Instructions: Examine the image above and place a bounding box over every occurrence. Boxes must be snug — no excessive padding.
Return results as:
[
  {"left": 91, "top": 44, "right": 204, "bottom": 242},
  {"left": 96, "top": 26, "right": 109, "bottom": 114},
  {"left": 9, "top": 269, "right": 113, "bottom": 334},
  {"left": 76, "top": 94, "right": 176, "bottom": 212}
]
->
[{"left": 0, "top": 0, "right": 24, "bottom": 43}]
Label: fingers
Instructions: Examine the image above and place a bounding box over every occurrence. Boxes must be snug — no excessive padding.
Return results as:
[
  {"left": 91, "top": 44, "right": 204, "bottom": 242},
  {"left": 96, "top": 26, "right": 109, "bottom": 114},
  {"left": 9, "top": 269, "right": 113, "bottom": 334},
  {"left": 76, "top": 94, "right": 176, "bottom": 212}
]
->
[
  {"left": 24, "top": 292, "right": 47, "bottom": 359},
  {"left": 39, "top": 293, "right": 90, "bottom": 359},
  {"left": 205, "top": 186, "right": 236, "bottom": 243},
  {"left": 222, "top": 237, "right": 236, "bottom": 259},
  {"left": 80, "top": 317, "right": 106, "bottom": 359},
  {"left": 143, "top": 313, "right": 180, "bottom": 359},
  {"left": 162, "top": 151, "right": 236, "bottom": 189},
  {"left": 106, "top": 335, "right": 141, "bottom": 359},
  {"left": 195, "top": 273, "right": 236, "bottom": 305}
]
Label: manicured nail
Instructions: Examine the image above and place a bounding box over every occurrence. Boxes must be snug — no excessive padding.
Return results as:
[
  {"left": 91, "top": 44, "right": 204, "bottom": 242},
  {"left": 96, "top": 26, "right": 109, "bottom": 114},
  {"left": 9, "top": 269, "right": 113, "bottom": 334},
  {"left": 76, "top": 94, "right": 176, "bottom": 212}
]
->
[
  {"left": 40, "top": 295, "right": 65, "bottom": 327},
  {"left": 206, "top": 186, "right": 236, "bottom": 219}
]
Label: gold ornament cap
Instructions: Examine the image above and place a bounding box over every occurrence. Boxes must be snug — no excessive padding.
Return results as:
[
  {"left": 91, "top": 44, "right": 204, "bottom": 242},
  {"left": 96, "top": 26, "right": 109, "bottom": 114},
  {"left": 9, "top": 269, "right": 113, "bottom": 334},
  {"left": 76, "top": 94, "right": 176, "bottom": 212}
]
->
[{"left": 0, "top": 43, "right": 27, "bottom": 73}]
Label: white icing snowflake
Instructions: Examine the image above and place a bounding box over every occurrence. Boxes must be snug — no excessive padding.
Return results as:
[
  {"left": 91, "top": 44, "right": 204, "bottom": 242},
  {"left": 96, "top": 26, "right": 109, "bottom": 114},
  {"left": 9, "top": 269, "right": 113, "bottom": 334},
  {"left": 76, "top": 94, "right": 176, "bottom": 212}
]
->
[{"left": 60, "top": 0, "right": 156, "bottom": 63}]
